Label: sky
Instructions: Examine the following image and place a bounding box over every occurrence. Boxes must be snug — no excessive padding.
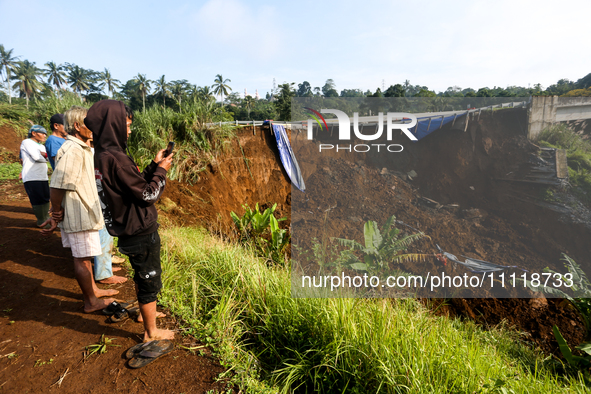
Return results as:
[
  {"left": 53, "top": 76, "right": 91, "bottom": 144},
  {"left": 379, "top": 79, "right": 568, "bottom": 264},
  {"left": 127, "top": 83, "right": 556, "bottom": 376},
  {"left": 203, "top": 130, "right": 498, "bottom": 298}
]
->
[{"left": 1, "top": 0, "right": 590, "bottom": 98}]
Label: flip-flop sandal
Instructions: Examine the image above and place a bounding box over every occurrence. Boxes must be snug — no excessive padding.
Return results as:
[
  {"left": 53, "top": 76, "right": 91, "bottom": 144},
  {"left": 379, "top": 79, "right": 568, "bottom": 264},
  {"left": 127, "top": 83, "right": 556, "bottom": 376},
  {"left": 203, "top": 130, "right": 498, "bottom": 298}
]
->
[
  {"left": 128, "top": 340, "right": 174, "bottom": 369},
  {"left": 102, "top": 300, "right": 138, "bottom": 315},
  {"left": 109, "top": 306, "right": 139, "bottom": 323},
  {"left": 102, "top": 301, "right": 131, "bottom": 316},
  {"left": 125, "top": 341, "right": 155, "bottom": 359}
]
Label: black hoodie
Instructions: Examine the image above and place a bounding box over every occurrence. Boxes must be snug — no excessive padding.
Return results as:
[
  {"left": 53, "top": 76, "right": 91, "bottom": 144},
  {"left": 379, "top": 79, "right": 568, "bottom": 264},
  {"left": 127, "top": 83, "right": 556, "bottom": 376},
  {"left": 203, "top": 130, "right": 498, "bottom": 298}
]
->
[{"left": 85, "top": 100, "right": 167, "bottom": 238}]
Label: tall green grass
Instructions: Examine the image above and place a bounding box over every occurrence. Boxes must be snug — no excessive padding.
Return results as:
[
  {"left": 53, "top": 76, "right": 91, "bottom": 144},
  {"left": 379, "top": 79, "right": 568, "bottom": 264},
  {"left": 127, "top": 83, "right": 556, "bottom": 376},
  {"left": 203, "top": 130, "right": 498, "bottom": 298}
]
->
[
  {"left": 1, "top": 92, "right": 87, "bottom": 139},
  {"left": 30, "top": 91, "right": 87, "bottom": 131},
  {"left": 159, "top": 227, "right": 588, "bottom": 393},
  {"left": 128, "top": 99, "right": 235, "bottom": 183}
]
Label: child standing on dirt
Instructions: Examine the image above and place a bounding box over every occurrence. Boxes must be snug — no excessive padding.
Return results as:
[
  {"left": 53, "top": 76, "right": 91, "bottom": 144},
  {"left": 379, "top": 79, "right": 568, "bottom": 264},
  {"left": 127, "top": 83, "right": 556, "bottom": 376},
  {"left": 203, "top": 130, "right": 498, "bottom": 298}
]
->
[{"left": 85, "top": 100, "right": 174, "bottom": 342}]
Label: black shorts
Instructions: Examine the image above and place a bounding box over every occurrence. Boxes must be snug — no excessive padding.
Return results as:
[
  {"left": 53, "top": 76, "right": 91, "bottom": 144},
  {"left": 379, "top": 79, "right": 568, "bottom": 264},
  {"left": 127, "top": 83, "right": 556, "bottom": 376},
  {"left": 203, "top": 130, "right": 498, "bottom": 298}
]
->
[
  {"left": 23, "top": 180, "right": 50, "bottom": 205},
  {"left": 118, "top": 231, "right": 162, "bottom": 304}
]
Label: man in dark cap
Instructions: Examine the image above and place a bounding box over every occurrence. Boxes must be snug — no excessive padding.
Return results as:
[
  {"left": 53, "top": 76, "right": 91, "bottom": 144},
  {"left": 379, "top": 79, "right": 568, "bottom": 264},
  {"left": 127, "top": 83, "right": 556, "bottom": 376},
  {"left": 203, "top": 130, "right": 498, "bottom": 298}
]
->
[
  {"left": 85, "top": 100, "right": 174, "bottom": 342},
  {"left": 45, "top": 113, "right": 67, "bottom": 170}
]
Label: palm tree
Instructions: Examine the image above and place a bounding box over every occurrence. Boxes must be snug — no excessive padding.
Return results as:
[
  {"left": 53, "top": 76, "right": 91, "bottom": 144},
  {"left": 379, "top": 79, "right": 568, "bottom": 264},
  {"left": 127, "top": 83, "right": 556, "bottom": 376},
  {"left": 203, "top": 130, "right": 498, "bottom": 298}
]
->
[
  {"left": 244, "top": 95, "right": 255, "bottom": 118},
  {"left": 199, "top": 85, "right": 214, "bottom": 101},
  {"left": 212, "top": 74, "right": 231, "bottom": 106},
  {"left": 11, "top": 60, "right": 42, "bottom": 108},
  {"left": 0, "top": 45, "right": 19, "bottom": 104},
  {"left": 67, "top": 64, "right": 91, "bottom": 97},
  {"left": 99, "top": 68, "right": 120, "bottom": 98},
  {"left": 170, "top": 79, "right": 188, "bottom": 109},
  {"left": 154, "top": 75, "right": 170, "bottom": 106},
  {"left": 135, "top": 73, "right": 151, "bottom": 112},
  {"left": 43, "top": 61, "right": 67, "bottom": 96}
]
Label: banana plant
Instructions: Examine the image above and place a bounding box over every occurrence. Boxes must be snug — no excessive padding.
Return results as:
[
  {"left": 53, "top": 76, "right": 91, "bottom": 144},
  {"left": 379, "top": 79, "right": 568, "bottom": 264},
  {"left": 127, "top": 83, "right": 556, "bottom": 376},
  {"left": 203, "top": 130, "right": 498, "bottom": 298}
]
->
[
  {"left": 230, "top": 203, "right": 289, "bottom": 264},
  {"left": 231, "top": 203, "right": 285, "bottom": 237},
  {"left": 269, "top": 214, "right": 290, "bottom": 254},
  {"left": 333, "top": 215, "right": 428, "bottom": 276},
  {"left": 553, "top": 325, "right": 591, "bottom": 371}
]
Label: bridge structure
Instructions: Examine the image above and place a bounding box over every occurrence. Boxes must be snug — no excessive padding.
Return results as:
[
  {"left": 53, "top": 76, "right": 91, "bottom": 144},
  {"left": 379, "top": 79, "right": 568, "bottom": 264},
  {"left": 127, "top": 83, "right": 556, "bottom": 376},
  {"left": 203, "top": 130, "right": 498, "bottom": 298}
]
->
[
  {"left": 217, "top": 96, "right": 591, "bottom": 143},
  {"left": 527, "top": 96, "right": 591, "bottom": 140}
]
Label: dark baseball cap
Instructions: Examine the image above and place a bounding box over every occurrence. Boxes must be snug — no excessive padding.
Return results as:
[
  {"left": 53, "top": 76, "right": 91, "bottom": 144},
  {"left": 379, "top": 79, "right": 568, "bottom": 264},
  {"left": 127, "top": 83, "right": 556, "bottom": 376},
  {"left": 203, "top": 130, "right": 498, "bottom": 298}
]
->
[{"left": 50, "top": 113, "right": 64, "bottom": 125}]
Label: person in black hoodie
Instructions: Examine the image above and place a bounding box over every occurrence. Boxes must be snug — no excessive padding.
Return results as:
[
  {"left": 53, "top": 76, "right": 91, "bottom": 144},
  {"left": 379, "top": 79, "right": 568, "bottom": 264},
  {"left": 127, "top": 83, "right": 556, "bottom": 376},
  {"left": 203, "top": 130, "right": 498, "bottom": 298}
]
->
[{"left": 85, "top": 100, "right": 174, "bottom": 342}]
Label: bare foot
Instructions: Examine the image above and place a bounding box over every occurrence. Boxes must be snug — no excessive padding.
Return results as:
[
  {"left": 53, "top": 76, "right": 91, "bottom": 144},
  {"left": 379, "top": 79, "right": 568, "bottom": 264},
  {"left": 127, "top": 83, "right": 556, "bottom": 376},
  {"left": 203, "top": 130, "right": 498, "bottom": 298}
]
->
[
  {"left": 137, "top": 311, "right": 166, "bottom": 322},
  {"left": 112, "top": 266, "right": 122, "bottom": 272},
  {"left": 84, "top": 297, "right": 115, "bottom": 313},
  {"left": 98, "top": 275, "right": 127, "bottom": 284},
  {"left": 143, "top": 328, "right": 175, "bottom": 342},
  {"left": 95, "top": 288, "right": 119, "bottom": 297}
]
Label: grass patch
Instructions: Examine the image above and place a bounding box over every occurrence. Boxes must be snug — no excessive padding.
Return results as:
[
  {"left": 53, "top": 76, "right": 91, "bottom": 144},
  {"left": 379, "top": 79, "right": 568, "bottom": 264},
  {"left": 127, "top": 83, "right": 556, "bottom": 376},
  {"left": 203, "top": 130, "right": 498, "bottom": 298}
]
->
[
  {"left": 0, "top": 163, "right": 22, "bottom": 180},
  {"left": 159, "top": 226, "right": 588, "bottom": 393},
  {"left": 538, "top": 124, "right": 591, "bottom": 205}
]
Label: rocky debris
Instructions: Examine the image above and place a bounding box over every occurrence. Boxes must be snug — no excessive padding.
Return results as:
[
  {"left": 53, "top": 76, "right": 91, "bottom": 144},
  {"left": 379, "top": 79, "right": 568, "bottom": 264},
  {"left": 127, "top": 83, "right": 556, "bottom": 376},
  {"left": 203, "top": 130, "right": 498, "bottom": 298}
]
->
[{"left": 460, "top": 208, "right": 488, "bottom": 222}]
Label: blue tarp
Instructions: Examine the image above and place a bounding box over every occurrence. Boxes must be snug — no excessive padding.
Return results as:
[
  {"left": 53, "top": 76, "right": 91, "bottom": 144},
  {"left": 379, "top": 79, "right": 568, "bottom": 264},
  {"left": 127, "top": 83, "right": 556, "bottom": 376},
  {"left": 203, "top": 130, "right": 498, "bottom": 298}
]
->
[
  {"left": 271, "top": 123, "right": 306, "bottom": 192},
  {"left": 411, "top": 113, "right": 468, "bottom": 140}
]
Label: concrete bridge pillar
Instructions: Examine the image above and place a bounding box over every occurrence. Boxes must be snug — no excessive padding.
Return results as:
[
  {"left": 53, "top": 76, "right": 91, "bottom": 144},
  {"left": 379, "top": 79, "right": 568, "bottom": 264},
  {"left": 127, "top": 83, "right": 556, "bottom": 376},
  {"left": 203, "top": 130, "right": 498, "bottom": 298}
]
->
[
  {"left": 528, "top": 96, "right": 591, "bottom": 140},
  {"left": 527, "top": 96, "right": 558, "bottom": 140}
]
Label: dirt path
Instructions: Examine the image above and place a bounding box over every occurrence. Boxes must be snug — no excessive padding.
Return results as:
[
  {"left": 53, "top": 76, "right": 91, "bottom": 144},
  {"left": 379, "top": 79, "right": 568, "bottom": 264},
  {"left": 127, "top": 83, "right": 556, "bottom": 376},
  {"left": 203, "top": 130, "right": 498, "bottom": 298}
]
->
[{"left": 0, "top": 180, "right": 231, "bottom": 393}]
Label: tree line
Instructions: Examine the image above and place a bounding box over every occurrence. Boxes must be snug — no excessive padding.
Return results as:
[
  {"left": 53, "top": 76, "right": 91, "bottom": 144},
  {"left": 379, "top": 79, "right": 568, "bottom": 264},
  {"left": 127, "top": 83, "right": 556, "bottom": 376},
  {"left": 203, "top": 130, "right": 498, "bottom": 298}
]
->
[{"left": 1, "top": 44, "right": 590, "bottom": 122}]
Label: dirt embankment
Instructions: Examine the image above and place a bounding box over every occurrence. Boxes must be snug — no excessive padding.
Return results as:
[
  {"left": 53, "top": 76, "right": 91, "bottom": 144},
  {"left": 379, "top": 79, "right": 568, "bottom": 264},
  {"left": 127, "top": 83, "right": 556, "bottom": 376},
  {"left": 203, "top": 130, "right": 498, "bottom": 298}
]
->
[
  {"left": 159, "top": 125, "right": 291, "bottom": 231},
  {"left": 0, "top": 124, "right": 22, "bottom": 162}
]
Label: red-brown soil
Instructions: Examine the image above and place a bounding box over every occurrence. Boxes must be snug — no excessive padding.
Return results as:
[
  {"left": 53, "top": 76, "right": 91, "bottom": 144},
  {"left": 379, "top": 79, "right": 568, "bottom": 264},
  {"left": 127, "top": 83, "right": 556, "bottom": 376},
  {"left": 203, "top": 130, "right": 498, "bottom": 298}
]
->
[
  {"left": 158, "top": 125, "right": 291, "bottom": 233},
  {"left": 0, "top": 125, "right": 22, "bottom": 163},
  {"left": 0, "top": 183, "right": 233, "bottom": 393}
]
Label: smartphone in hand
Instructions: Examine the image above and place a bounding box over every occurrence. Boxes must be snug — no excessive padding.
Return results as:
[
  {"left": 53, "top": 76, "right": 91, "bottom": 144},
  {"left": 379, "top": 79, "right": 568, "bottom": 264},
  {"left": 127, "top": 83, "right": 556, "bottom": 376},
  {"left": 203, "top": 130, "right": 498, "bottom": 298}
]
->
[{"left": 164, "top": 141, "right": 175, "bottom": 157}]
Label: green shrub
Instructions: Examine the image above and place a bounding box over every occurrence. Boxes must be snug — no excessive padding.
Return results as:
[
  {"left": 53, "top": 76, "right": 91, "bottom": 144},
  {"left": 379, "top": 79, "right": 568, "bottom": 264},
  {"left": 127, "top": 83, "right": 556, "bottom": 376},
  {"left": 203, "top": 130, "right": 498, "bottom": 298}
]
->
[
  {"left": 333, "top": 215, "right": 428, "bottom": 277},
  {"left": 0, "top": 163, "right": 22, "bottom": 180},
  {"left": 537, "top": 124, "right": 591, "bottom": 155},
  {"left": 538, "top": 124, "right": 591, "bottom": 206}
]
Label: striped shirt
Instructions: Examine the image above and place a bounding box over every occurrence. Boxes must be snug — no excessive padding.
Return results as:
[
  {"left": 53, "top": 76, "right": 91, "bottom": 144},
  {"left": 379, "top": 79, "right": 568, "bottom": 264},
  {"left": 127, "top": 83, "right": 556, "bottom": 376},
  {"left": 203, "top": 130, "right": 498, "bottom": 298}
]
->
[{"left": 51, "top": 136, "right": 104, "bottom": 233}]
